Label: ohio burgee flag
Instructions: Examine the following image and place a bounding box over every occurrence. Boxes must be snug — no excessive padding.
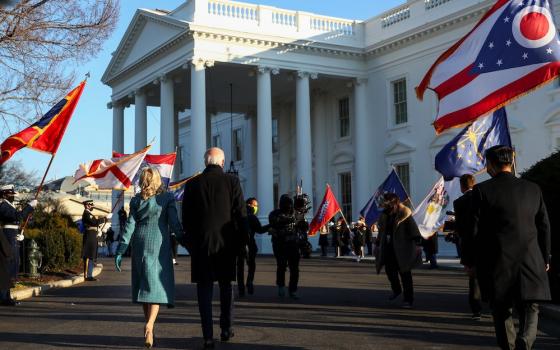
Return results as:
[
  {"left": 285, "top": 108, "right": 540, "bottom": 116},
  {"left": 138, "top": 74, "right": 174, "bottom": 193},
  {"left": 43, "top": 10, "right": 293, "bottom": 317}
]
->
[{"left": 416, "top": 0, "right": 560, "bottom": 134}]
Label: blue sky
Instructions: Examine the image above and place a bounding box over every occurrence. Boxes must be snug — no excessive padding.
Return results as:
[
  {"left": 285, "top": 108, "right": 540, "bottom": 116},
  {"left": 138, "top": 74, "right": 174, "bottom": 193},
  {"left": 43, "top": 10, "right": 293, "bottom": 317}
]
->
[{"left": 11, "top": 0, "right": 405, "bottom": 182}]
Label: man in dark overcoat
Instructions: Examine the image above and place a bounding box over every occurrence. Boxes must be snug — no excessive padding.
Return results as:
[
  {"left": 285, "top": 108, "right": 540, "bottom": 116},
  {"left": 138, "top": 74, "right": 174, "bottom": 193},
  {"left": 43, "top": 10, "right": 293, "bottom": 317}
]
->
[
  {"left": 466, "top": 145, "right": 551, "bottom": 350},
  {"left": 81, "top": 200, "right": 111, "bottom": 281},
  {"left": 453, "top": 173, "right": 482, "bottom": 320},
  {"left": 182, "top": 147, "right": 248, "bottom": 349}
]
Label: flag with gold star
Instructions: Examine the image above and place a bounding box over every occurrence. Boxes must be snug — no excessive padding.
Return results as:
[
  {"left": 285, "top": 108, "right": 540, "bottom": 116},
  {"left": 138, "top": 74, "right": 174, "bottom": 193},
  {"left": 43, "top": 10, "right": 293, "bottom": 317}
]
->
[{"left": 435, "top": 107, "right": 512, "bottom": 180}]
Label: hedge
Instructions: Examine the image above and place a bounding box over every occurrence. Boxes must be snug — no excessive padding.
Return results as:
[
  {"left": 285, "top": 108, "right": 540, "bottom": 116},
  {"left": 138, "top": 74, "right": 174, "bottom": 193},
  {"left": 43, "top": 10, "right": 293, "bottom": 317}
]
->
[{"left": 24, "top": 198, "right": 83, "bottom": 273}]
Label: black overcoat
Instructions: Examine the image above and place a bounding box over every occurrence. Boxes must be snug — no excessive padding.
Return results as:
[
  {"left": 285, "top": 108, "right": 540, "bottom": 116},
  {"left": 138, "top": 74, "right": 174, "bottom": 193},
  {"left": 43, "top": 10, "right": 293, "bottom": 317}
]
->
[
  {"left": 0, "top": 228, "right": 12, "bottom": 290},
  {"left": 468, "top": 172, "right": 551, "bottom": 303},
  {"left": 375, "top": 204, "right": 421, "bottom": 274},
  {"left": 453, "top": 190, "right": 474, "bottom": 266},
  {"left": 182, "top": 165, "right": 248, "bottom": 283}
]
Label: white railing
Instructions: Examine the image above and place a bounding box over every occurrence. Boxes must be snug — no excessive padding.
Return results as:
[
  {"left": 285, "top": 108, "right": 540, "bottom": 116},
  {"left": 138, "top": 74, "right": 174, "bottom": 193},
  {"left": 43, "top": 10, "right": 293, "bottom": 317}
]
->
[
  {"left": 207, "top": 0, "right": 258, "bottom": 21},
  {"left": 381, "top": 6, "right": 410, "bottom": 28},
  {"left": 310, "top": 15, "right": 355, "bottom": 36},
  {"left": 271, "top": 10, "right": 296, "bottom": 27},
  {"left": 425, "top": 0, "right": 454, "bottom": 10}
]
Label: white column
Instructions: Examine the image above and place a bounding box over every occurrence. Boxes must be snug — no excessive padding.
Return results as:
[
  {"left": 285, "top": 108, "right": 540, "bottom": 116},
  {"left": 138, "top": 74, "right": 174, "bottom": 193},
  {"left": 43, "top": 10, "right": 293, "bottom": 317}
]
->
[
  {"left": 296, "top": 71, "right": 316, "bottom": 215},
  {"left": 134, "top": 90, "right": 147, "bottom": 151},
  {"left": 256, "top": 66, "right": 278, "bottom": 220},
  {"left": 190, "top": 59, "right": 212, "bottom": 173},
  {"left": 112, "top": 102, "right": 124, "bottom": 153},
  {"left": 312, "top": 92, "right": 328, "bottom": 208},
  {"left": 110, "top": 100, "right": 125, "bottom": 236},
  {"left": 159, "top": 75, "right": 175, "bottom": 154},
  {"left": 354, "top": 78, "right": 369, "bottom": 216}
]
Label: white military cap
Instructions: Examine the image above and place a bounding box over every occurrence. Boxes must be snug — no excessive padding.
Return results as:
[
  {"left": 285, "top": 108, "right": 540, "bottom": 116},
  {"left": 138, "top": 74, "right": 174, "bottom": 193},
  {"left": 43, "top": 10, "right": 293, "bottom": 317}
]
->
[{"left": 0, "top": 184, "right": 15, "bottom": 192}]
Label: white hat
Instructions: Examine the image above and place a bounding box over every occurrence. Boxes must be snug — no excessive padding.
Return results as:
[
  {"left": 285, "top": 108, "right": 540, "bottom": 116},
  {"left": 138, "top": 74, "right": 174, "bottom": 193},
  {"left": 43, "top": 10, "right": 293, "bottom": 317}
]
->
[{"left": 0, "top": 184, "right": 15, "bottom": 192}]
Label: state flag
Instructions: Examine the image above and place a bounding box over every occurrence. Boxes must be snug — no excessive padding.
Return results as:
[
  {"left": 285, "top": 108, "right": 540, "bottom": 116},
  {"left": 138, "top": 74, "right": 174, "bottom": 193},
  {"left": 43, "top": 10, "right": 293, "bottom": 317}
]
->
[
  {"left": 416, "top": 0, "right": 560, "bottom": 133},
  {"left": 360, "top": 169, "right": 410, "bottom": 226},
  {"left": 308, "top": 185, "right": 342, "bottom": 237}
]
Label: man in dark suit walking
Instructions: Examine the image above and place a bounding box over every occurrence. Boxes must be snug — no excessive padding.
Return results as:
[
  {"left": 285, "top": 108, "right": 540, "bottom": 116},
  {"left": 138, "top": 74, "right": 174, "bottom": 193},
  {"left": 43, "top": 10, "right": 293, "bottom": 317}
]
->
[
  {"left": 453, "top": 174, "right": 482, "bottom": 320},
  {"left": 466, "top": 145, "right": 551, "bottom": 350},
  {"left": 182, "top": 147, "right": 248, "bottom": 349}
]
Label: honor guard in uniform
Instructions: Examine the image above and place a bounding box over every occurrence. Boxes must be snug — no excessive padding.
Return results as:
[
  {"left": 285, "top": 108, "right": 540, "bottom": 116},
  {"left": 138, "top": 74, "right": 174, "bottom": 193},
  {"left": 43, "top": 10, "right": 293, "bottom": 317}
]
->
[
  {"left": 0, "top": 185, "right": 37, "bottom": 281},
  {"left": 81, "top": 200, "right": 112, "bottom": 281}
]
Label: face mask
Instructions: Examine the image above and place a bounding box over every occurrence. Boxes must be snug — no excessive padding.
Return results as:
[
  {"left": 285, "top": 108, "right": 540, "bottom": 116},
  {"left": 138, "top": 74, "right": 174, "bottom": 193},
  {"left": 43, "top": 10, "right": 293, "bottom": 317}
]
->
[{"left": 252, "top": 206, "right": 258, "bottom": 215}]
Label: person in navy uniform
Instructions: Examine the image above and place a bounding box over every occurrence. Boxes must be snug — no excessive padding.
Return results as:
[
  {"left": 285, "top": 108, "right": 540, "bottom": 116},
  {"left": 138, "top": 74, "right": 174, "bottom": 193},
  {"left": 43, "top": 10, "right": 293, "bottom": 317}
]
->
[
  {"left": 466, "top": 146, "right": 551, "bottom": 350},
  {"left": 0, "top": 185, "right": 36, "bottom": 281},
  {"left": 81, "top": 199, "right": 111, "bottom": 281}
]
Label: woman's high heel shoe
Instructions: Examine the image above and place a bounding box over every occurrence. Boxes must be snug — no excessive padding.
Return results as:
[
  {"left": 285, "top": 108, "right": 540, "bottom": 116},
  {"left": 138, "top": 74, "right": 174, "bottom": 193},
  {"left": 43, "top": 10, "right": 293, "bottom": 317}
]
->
[{"left": 144, "top": 327, "right": 154, "bottom": 348}]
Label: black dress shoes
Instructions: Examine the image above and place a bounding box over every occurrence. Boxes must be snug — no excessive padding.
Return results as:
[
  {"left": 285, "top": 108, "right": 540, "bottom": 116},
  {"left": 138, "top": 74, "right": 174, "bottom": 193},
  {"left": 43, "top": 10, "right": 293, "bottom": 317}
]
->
[
  {"left": 203, "top": 339, "right": 215, "bottom": 349},
  {"left": 220, "top": 329, "right": 234, "bottom": 342}
]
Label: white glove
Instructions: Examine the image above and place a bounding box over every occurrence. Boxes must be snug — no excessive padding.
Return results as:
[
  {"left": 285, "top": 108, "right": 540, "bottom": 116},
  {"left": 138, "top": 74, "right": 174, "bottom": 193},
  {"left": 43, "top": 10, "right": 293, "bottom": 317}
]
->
[
  {"left": 101, "top": 227, "right": 108, "bottom": 234},
  {"left": 106, "top": 213, "right": 113, "bottom": 220},
  {"left": 29, "top": 199, "right": 38, "bottom": 208},
  {"left": 16, "top": 234, "right": 24, "bottom": 241},
  {"left": 97, "top": 231, "right": 103, "bottom": 238}
]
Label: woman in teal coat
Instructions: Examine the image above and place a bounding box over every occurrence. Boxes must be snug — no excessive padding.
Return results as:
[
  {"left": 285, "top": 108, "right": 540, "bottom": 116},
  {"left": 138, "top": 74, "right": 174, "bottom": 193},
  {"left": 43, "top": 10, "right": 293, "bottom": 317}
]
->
[{"left": 115, "top": 167, "right": 183, "bottom": 348}]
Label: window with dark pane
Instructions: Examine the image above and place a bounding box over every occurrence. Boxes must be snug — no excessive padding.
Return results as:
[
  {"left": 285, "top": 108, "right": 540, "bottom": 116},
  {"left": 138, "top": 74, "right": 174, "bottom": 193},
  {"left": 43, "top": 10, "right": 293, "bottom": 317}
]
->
[
  {"left": 339, "top": 172, "right": 352, "bottom": 220},
  {"left": 393, "top": 79, "right": 408, "bottom": 125},
  {"left": 232, "top": 128, "right": 243, "bottom": 161},
  {"left": 395, "top": 163, "right": 410, "bottom": 194},
  {"left": 339, "top": 97, "right": 350, "bottom": 138},
  {"left": 272, "top": 119, "right": 279, "bottom": 153},
  {"left": 212, "top": 134, "right": 221, "bottom": 148}
]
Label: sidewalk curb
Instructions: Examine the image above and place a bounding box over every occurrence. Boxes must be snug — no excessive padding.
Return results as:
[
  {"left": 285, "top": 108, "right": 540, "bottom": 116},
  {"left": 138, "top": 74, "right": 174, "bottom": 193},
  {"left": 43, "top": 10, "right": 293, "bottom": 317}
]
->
[{"left": 11, "top": 264, "right": 103, "bottom": 301}]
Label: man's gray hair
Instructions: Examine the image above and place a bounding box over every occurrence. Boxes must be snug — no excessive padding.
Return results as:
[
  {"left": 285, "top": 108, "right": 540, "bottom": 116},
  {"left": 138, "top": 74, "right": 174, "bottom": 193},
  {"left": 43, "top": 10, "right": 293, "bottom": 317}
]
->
[{"left": 204, "top": 147, "right": 225, "bottom": 167}]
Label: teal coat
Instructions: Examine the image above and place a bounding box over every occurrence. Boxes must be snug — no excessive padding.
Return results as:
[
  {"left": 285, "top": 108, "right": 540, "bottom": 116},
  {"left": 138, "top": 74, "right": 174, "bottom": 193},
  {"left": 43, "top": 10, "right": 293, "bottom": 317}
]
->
[{"left": 117, "top": 192, "right": 183, "bottom": 307}]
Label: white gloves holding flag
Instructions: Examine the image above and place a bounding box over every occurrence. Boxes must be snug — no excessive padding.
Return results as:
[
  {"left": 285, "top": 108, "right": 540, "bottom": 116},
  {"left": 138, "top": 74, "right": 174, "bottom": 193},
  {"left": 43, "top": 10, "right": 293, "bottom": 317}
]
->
[
  {"left": 16, "top": 234, "right": 24, "bottom": 241},
  {"left": 106, "top": 213, "right": 113, "bottom": 220},
  {"left": 29, "top": 199, "right": 38, "bottom": 208}
]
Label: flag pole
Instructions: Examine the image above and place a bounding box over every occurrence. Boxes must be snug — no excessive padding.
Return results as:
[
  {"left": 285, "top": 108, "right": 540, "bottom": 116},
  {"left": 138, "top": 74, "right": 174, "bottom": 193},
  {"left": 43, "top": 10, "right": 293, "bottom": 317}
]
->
[{"left": 20, "top": 153, "right": 56, "bottom": 234}]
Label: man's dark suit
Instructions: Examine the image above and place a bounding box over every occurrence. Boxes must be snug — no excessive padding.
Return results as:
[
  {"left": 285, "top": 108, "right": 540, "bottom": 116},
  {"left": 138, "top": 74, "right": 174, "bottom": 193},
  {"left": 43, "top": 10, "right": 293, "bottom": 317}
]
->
[
  {"left": 182, "top": 164, "right": 248, "bottom": 341},
  {"left": 453, "top": 189, "right": 482, "bottom": 316},
  {"left": 469, "top": 172, "right": 551, "bottom": 350}
]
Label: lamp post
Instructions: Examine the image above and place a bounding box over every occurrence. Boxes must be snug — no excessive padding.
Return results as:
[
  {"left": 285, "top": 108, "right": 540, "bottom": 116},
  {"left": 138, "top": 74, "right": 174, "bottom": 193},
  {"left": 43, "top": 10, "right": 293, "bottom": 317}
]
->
[{"left": 226, "top": 83, "right": 239, "bottom": 177}]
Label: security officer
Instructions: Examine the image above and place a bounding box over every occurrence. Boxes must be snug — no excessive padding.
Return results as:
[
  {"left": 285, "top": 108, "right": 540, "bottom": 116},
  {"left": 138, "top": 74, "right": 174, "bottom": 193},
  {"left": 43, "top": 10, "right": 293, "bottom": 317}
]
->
[
  {"left": 0, "top": 185, "right": 37, "bottom": 281},
  {"left": 269, "top": 194, "right": 300, "bottom": 299},
  {"left": 237, "top": 197, "right": 269, "bottom": 296},
  {"left": 81, "top": 200, "right": 111, "bottom": 281}
]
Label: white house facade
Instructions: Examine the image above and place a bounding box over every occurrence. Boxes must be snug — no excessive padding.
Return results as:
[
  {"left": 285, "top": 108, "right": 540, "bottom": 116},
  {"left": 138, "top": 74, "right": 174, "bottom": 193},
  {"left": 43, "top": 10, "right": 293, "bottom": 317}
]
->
[{"left": 103, "top": 0, "right": 560, "bottom": 252}]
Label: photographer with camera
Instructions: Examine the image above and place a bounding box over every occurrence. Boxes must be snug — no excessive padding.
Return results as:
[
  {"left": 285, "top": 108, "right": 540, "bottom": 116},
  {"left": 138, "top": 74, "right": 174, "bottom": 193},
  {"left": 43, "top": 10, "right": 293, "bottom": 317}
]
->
[{"left": 269, "top": 194, "right": 301, "bottom": 300}]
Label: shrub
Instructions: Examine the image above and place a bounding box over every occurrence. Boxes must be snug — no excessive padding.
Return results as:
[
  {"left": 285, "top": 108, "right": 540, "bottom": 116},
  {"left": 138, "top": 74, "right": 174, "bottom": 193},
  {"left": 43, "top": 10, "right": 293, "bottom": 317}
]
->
[
  {"left": 25, "top": 197, "right": 83, "bottom": 273},
  {"left": 521, "top": 150, "right": 560, "bottom": 302}
]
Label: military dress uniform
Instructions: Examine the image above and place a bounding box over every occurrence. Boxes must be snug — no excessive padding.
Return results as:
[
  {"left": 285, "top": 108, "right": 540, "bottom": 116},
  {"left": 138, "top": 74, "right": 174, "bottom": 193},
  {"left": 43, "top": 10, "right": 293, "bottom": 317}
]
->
[
  {"left": 0, "top": 186, "right": 34, "bottom": 281},
  {"left": 81, "top": 200, "right": 108, "bottom": 280}
]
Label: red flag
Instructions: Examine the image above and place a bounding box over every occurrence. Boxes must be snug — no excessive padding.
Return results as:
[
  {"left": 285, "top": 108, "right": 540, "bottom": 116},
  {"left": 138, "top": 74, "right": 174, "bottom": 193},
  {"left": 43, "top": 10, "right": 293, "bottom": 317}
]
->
[
  {"left": 308, "top": 185, "right": 342, "bottom": 237},
  {"left": 0, "top": 81, "right": 86, "bottom": 165}
]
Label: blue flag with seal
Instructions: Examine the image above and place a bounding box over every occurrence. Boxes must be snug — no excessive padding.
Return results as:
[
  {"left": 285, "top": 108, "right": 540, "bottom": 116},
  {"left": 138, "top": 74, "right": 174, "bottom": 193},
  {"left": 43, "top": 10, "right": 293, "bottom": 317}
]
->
[
  {"left": 435, "top": 107, "right": 512, "bottom": 181},
  {"left": 360, "top": 169, "right": 410, "bottom": 226}
]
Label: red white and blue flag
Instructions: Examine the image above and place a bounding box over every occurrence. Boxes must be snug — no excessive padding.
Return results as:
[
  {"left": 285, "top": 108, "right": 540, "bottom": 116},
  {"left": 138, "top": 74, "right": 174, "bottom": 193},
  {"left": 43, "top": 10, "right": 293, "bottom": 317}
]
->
[
  {"left": 308, "top": 185, "right": 342, "bottom": 237},
  {"left": 417, "top": 0, "right": 560, "bottom": 134},
  {"left": 113, "top": 151, "right": 176, "bottom": 186}
]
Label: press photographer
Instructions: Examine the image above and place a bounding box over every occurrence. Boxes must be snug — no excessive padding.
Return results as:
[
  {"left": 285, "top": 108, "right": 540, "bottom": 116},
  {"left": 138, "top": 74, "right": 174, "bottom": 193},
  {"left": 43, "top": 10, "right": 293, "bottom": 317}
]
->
[{"left": 269, "top": 194, "right": 301, "bottom": 299}]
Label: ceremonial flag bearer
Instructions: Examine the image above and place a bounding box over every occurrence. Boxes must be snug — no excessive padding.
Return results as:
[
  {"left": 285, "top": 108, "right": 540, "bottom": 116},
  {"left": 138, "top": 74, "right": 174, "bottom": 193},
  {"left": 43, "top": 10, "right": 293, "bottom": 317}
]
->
[{"left": 81, "top": 200, "right": 112, "bottom": 281}]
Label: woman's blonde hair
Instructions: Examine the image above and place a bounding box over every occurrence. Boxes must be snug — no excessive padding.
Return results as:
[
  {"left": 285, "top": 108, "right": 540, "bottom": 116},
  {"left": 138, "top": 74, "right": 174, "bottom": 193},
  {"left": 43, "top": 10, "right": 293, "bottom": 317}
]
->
[{"left": 139, "top": 167, "right": 163, "bottom": 200}]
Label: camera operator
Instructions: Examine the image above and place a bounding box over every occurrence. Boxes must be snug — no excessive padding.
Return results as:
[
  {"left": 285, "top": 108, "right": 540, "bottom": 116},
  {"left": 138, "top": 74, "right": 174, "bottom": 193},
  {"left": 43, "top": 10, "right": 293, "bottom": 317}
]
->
[{"left": 269, "top": 194, "right": 301, "bottom": 299}]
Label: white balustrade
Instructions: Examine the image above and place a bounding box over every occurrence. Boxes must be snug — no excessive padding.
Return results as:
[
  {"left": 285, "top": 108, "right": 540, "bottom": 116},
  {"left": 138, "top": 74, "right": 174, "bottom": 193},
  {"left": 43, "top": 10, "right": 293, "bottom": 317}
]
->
[
  {"left": 207, "top": 0, "right": 258, "bottom": 21},
  {"left": 272, "top": 10, "right": 296, "bottom": 27},
  {"left": 310, "top": 16, "right": 354, "bottom": 36},
  {"left": 381, "top": 6, "right": 411, "bottom": 28},
  {"left": 425, "top": 0, "right": 454, "bottom": 10}
]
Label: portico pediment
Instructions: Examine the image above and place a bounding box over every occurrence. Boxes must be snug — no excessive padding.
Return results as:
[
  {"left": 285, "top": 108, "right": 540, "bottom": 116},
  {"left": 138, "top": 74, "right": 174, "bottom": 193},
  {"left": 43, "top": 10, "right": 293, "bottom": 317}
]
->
[
  {"left": 102, "top": 9, "right": 187, "bottom": 84},
  {"left": 384, "top": 140, "right": 415, "bottom": 156}
]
